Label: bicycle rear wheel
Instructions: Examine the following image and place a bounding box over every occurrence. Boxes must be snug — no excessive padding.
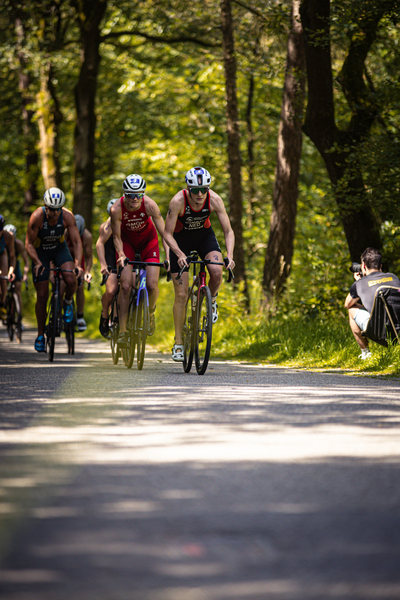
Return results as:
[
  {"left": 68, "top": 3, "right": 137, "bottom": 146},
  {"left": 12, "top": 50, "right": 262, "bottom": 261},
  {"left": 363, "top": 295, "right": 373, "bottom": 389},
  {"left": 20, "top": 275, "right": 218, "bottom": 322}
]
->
[
  {"left": 47, "top": 293, "right": 58, "bottom": 362},
  {"left": 66, "top": 300, "right": 75, "bottom": 355},
  {"left": 136, "top": 289, "right": 148, "bottom": 370},
  {"left": 6, "top": 293, "right": 15, "bottom": 341},
  {"left": 13, "top": 293, "right": 22, "bottom": 343},
  {"left": 194, "top": 286, "right": 212, "bottom": 375},
  {"left": 183, "top": 300, "right": 194, "bottom": 373},
  {"left": 110, "top": 300, "right": 120, "bottom": 365},
  {"left": 123, "top": 297, "right": 136, "bottom": 369}
]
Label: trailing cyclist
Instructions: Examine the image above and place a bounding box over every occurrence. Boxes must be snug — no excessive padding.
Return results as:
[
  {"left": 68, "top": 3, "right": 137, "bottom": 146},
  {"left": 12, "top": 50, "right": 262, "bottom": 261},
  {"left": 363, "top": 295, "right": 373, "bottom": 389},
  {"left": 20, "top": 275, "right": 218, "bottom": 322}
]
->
[
  {"left": 3, "top": 224, "right": 29, "bottom": 327},
  {"left": 25, "top": 188, "right": 83, "bottom": 352},
  {"left": 0, "top": 215, "right": 16, "bottom": 320},
  {"left": 111, "top": 174, "right": 169, "bottom": 348},
  {"left": 164, "top": 167, "right": 235, "bottom": 362},
  {"left": 96, "top": 199, "right": 119, "bottom": 338}
]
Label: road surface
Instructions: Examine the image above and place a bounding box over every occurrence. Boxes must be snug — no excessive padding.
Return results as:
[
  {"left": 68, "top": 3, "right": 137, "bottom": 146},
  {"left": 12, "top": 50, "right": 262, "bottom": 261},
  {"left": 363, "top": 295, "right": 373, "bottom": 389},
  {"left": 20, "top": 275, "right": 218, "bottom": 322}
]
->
[{"left": 1, "top": 327, "right": 400, "bottom": 599}]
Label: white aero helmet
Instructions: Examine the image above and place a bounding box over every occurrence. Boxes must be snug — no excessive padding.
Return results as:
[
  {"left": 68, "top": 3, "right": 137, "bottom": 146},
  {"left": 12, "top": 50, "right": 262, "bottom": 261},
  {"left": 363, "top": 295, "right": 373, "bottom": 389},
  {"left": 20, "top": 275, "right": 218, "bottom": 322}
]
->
[
  {"left": 185, "top": 166, "right": 212, "bottom": 187},
  {"left": 44, "top": 187, "right": 66, "bottom": 209},
  {"left": 4, "top": 224, "right": 17, "bottom": 236},
  {"left": 75, "top": 214, "right": 85, "bottom": 237},
  {"left": 107, "top": 198, "right": 118, "bottom": 215},
  {"left": 122, "top": 174, "right": 146, "bottom": 194}
]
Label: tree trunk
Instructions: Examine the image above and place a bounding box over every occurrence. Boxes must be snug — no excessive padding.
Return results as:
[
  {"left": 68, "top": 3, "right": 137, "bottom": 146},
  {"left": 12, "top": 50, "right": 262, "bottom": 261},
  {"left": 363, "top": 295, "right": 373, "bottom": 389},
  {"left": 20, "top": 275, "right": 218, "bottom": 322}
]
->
[
  {"left": 220, "top": 0, "right": 247, "bottom": 295},
  {"left": 72, "top": 0, "right": 107, "bottom": 232},
  {"left": 262, "top": 0, "right": 306, "bottom": 305},
  {"left": 300, "top": 0, "right": 383, "bottom": 261},
  {"left": 245, "top": 74, "right": 256, "bottom": 229},
  {"left": 15, "top": 18, "right": 39, "bottom": 215},
  {"left": 36, "top": 60, "right": 63, "bottom": 190}
]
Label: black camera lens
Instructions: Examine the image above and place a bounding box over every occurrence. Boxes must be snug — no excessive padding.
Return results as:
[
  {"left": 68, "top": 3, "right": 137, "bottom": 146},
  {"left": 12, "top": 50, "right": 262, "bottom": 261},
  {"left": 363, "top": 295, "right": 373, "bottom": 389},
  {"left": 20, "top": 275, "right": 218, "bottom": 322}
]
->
[{"left": 349, "top": 262, "right": 362, "bottom": 273}]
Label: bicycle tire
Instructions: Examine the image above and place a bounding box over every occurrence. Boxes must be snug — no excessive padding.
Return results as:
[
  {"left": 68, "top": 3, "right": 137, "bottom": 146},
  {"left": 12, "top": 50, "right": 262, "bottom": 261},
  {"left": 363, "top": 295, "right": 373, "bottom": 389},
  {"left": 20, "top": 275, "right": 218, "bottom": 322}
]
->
[
  {"left": 123, "top": 296, "right": 136, "bottom": 369},
  {"left": 48, "top": 293, "right": 58, "bottom": 362},
  {"left": 66, "top": 300, "right": 75, "bottom": 355},
  {"left": 136, "top": 289, "right": 148, "bottom": 370},
  {"left": 13, "top": 293, "right": 22, "bottom": 343},
  {"left": 183, "top": 299, "right": 194, "bottom": 373},
  {"left": 194, "top": 285, "right": 213, "bottom": 375},
  {"left": 6, "top": 293, "right": 15, "bottom": 341},
  {"left": 110, "top": 300, "right": 120, "bottom": 365}
]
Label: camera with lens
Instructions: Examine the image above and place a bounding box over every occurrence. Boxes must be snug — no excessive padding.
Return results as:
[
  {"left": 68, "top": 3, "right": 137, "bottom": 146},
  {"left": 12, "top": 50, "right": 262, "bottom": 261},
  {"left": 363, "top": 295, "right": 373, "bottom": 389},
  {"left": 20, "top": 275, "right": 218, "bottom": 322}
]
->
[{"left": 349, "top": 262, "right": 362, "bottom": 274}]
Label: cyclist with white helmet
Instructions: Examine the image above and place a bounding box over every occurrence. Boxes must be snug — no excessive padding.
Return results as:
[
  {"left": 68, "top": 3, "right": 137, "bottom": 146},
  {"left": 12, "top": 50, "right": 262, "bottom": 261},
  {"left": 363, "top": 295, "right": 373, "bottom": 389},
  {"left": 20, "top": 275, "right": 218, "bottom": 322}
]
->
[
  {"left": 64, "top": 214, "right": 93, "bottom": 331},
  {"left": 25, "top": 187, "right": 83, "bottom": 352},
  {"left": 4, "top": 224, "right": 29, "bottom": 325},
  {"left": 111, "top": 174, "right": 169, "bottom": 347},
  {"left": 96, "top": 199, "right": 119, "bottom": 338},
  {"left": 164, "top": 166, "right": 235, "bottom": 362},
  {"left": 0, "top": 215, "right": 16, "bottom": 320}
]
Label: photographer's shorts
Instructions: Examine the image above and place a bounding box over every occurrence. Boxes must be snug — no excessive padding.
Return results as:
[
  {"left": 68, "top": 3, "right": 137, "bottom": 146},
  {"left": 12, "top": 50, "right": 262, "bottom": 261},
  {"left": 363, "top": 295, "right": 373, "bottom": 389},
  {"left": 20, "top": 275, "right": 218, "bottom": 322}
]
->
[{"left": 353, "top": 308, "right": 370, "bottom": 332}]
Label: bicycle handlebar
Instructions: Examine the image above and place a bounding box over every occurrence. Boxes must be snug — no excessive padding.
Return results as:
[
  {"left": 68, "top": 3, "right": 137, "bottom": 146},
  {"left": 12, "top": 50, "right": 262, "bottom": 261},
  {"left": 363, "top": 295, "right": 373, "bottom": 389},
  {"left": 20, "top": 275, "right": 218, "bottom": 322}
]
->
[{"left": 176, "top": 255, "right": 234, "bottom": 282}]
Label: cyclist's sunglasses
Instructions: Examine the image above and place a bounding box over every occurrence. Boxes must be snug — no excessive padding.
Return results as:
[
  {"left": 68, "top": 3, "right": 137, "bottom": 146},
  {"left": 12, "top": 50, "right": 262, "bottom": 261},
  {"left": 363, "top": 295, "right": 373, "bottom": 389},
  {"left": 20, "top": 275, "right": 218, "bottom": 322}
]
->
[
  {"left": 189, "top": 186, "right": 209, "bottom": 195},
  {"left": 46, "top": 206, "right": 62, "bottom": 212},
  {"left": 125, "top": 192, "right": 144, "bottom": 200}
]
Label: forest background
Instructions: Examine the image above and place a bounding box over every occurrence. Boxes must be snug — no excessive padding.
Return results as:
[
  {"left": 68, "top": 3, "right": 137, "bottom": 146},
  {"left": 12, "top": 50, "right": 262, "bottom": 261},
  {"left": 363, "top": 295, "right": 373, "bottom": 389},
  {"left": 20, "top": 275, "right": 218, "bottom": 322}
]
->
[{"left": 1, "top": 0, "right": 400, "bottom": 373}]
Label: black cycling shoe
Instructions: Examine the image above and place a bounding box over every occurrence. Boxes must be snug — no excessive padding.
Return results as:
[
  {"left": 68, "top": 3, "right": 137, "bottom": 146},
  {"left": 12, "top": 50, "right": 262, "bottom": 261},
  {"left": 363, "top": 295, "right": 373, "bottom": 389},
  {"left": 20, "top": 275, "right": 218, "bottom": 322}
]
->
[
  {"left": 99, "top": 315, "right": 109, "bottom": 338},
  {"left": 117, "top": 331, "right": 129, "bottom": 348}
]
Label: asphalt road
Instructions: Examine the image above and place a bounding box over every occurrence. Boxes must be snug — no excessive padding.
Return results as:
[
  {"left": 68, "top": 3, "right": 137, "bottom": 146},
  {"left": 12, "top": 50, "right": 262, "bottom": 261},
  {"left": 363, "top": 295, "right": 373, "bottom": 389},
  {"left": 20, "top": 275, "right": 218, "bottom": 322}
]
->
[{"left": 1, "top": 326, "right": 400, "bottom": 600}]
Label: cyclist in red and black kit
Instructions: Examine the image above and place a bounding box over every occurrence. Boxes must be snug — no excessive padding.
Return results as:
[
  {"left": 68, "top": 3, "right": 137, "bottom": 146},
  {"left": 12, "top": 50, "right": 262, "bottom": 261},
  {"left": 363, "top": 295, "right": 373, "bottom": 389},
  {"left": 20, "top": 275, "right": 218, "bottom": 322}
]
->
[
  {"left": 111, "top": 174, "right": 169, "bottom": 347},
  {"left": 164, "top": 167, "right": 235, "bottom": 362}
]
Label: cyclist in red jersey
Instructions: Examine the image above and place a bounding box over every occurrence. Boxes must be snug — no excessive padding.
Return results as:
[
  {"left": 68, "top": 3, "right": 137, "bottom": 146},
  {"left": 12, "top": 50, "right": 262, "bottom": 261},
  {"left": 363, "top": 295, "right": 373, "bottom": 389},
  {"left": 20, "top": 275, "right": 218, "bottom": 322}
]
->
[
  {"left": 111, "top": 174, "right": 169, "bottom": 347},
  {"left": 164, "top": 167, "right": 235, "bottom": 362}
]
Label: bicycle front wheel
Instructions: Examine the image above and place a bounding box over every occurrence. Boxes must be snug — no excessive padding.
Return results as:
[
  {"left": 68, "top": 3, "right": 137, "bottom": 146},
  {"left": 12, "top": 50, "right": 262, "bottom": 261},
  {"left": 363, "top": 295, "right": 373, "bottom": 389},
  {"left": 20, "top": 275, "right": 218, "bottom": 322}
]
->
[
  {"left": 110, "top": 301, "right": 120, "bottom": 365},
  {"left": 13, "top": 293, "right": 22, "bottom": 343},
  {"left": 47, "top": 293, "right": 58, "bottom": 362},
  {"left": 66, "top": 300, "right": 75, "bottom": 355},
  {"left": 194, "top": 286, "right": 213, "bottom": 375},
  {"left": 123, "top": 297, "right": 136, "bottom": 369},
  {"left": 6, "top": 293, "right": 15, "bottom": 341},
  {"left": 183, "top": 300, "right": 194, "bottom": 373},
  {"left": 136, "top": 290, "right": 148, "bottom": 370}
]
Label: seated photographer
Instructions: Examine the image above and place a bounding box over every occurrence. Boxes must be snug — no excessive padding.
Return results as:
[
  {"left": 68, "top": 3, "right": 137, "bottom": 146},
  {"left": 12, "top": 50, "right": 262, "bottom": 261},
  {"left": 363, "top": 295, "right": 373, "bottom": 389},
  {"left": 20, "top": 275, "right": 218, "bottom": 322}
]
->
[{"left": 344, "top": 247, "right": 400, "bottom": 359}]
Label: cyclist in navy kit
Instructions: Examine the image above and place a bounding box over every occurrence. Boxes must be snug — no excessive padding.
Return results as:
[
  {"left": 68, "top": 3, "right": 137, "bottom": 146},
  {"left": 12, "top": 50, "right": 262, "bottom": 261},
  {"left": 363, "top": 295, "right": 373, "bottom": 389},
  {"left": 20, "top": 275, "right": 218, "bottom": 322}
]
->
[
  {"left": 164, "top": 167, "right": 235, "bottom": 362},
  {"left": 25, "top": 187, "right": 83, "bottom": 352}
]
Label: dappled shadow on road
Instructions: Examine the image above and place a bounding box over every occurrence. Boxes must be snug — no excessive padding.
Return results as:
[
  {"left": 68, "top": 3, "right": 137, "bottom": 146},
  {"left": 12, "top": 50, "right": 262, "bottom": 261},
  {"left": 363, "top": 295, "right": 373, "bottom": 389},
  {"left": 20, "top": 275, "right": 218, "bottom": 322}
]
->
[{"left": 0, "top": 458, "right": 400, "bottom": 599}]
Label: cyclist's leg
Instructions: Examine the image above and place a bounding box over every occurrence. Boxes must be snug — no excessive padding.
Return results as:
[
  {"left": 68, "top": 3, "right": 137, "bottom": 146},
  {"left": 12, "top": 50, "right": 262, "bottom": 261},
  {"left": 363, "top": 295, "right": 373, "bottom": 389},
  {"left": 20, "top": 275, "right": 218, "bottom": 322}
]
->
[
  {"left": 32, "top": 251, "right": 51, "bottom": 337},
  {"left": 0, "top": 251, "right": 7, "bottom": 308},
  {"left": 201, "top": 231, "right": 223, "bottom": 323},
  {"left": 118, "top": 243, "right": 135, "bottom": 333},
  {"left": 101, "top": 272, "right": 118, "bottom": 318},
  {"left": 142, "top": 237, "right": 160, "bottom": 312},
  {"left": 170, "top": 249, "right": 189, "bottom": 345}
]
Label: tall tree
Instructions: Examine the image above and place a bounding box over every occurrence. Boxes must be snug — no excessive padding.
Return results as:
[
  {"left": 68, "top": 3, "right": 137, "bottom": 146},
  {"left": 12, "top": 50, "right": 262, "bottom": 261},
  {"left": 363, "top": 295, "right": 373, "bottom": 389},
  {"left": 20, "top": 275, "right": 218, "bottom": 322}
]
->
[
  {"left": 71, "top": 0, "right": 107, "bottom": 231},
  {"left": 220, "top": 0, "right": 247, "bottom": 291},
  {"left": 262, "top": 0, "right": 306, "bottom": 305},
  {"left": 300, "top": 0, "right": 388, "bottom": 261}
]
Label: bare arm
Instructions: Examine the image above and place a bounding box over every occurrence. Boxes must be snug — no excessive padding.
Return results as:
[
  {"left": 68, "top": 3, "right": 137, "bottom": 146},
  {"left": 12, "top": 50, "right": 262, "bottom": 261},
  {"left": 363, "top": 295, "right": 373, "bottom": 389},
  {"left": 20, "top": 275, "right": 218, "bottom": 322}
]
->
[
  {"left": 211, "top": 192, "right": 235, "bottom": 270},
  {"left": 4, "top": 231, "right": 16, "bottom": 279},
  {"left": 25, "top": 209, "right": 44, "bottom": 277},
  {"left": 344, "top": 292, "right": 360, "bottom": 309},
  {"left": 64, "top": 211, "right": 83, "bottom": 274},
  {"left": 163, "top": 193, "right": 188, "bottom": 266},
  {"left": 145, "top": 198, "right": 170, "bottom": 263},
  {"left": 96, "top": 219, "right": 113, "bottom": 275},
  {"left": 82, "top": 229, "right": 93, "bottom": 281},
  {"left": 110, "top": 201, "right": 126, "bottom": 267}
]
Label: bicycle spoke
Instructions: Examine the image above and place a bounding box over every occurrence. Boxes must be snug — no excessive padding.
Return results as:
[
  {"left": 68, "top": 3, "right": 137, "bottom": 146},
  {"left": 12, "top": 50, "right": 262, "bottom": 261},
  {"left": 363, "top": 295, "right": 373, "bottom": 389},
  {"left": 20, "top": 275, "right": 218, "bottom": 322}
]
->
[{"left": 194, "top": 286, "right": 213, "bottom": 375}]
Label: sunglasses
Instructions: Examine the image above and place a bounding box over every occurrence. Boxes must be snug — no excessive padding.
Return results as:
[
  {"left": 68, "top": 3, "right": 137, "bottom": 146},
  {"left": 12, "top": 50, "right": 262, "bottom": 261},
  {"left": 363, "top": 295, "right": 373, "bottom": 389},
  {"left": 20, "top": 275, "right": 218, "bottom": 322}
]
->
[
  {"left": 125, "top": 192, "right": 144, "bottom": 200},
  {"left": 46, "top": 206, "right": 62, "bottom": 212},
  {"left": 189, "top": 186, "right": 209, "bottom": 195}
]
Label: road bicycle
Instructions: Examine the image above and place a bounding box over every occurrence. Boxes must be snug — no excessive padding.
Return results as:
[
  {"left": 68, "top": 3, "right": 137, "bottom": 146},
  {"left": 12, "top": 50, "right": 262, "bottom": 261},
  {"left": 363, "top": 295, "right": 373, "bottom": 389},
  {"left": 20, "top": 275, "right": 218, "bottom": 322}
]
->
[
  {"left": 42, "top": 267, "right": 77, "bottom": 362},
  {"left": 177, "top": 251, "right": 234, "bottom": 375},
  {"left": 122, "top": 257, "right": 170, "bottom": 370},
  {"left": 0, "top": 275, "right": 22, "bottom": 342},
  {"left": 101, "top": 269, "right": 121, "bottom": 365}
]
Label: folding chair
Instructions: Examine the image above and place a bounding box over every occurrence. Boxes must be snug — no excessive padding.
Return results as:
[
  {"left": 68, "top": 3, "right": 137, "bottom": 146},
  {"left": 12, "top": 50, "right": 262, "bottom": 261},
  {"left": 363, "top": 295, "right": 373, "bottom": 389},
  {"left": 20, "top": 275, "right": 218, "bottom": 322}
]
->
[{"left": 362, "top": 285, "right": 400, "bottom": 347}]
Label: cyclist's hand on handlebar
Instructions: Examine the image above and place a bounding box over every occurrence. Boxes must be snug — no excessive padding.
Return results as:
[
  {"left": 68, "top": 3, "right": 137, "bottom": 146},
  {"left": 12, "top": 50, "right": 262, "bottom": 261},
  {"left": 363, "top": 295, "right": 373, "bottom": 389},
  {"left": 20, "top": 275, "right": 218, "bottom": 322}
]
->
[
  {"left": 117, "top": 254, "right": 126, "bottom": 268},
  {"left": 100, "top": 264, "right": 110, "bottom": 276},
  {"left": 177, "top": 254, "right": 189, "bottom": 269},
  {"left": 8, "top": 271, "right": 16, "bottom": 282},
  {"left": 75, "top": 265, "right": 84, "bottom": 278},
  {"left": 34, "top": 263, "right": 44, "bottom": 277},
  {"left": 225, "top": 257, "right": 235, "bottom": 270},
  {"left": 84, "top": 272, "right": 92, "bottom": 283}
]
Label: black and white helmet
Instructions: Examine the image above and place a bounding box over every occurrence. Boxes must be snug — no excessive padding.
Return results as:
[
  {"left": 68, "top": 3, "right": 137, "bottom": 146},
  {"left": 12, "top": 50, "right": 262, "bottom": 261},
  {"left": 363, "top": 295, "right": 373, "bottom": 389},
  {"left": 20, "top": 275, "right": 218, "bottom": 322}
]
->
[
  {"left": 4, "top": 224, "right": 17, "bottom": 236},
  {"left": 107, "top": 198, "right": 118, "bottom": 215},
  {"left": 185, "top": 166, "right": 212, "bottom": 187},
  {"left": 44, "top": 187, "right": 66, "bottom": 209},
  {"left": 122, "top": 174, "right": 146, "bottom": 194},
  {"left": 75, "top": 214, "right": 85, "bottom": 237}
]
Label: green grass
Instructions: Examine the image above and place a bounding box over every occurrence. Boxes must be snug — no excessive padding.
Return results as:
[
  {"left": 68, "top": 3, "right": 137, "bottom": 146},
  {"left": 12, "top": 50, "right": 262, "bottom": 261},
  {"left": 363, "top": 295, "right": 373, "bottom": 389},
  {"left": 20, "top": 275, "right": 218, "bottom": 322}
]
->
[{"left": 22, "top": 268, "right": 400, "bottom": 378}]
